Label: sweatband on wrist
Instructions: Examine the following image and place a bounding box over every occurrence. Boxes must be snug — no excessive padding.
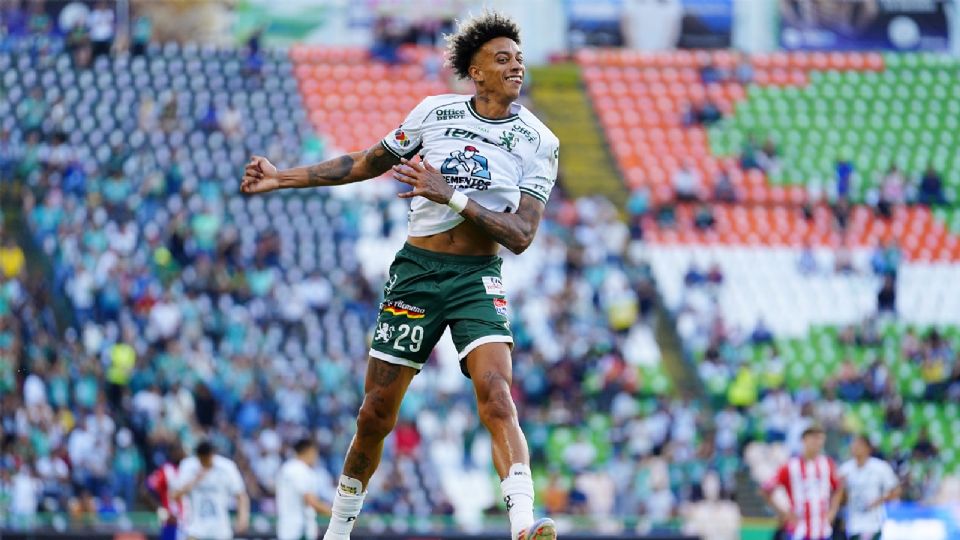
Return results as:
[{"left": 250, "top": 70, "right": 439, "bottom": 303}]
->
[{"left": 447, "top": 191, "right": 469, "bottom": 213}]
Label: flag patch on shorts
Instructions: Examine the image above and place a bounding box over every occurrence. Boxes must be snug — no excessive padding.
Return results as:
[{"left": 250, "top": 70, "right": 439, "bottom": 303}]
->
[{"left": 493, "top": 297, "right": 508, "bottom": 315}]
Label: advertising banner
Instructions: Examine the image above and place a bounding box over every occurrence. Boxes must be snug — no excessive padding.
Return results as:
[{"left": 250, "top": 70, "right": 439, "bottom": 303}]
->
[{"left": 779, "top": 0, "right": 951, "bottom": 51}]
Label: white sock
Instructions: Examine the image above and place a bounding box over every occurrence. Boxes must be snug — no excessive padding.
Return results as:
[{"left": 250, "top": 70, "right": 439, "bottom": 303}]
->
[
  {"left": 322, "top": 475, "right": 366, "bottom": 540},
  {"left": 501, "top": 463, "right": 535, "bottom": 540}
]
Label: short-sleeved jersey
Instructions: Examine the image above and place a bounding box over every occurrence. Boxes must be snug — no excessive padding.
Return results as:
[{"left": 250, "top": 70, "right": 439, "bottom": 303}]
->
[
  {"left": 146, "top": 462, "right": 182, "bottom": 521},
  {"left": 381, "top": 94, "right": 560, "bottom": 237},
  {"left": 763, "top": 455, "right": 839, "bottom": 540},
  {"left": 176, "top": 455, "right": 246, "bottom": 540},
  {"left": 276, "top": 458, "right": 322, "bottom": 540},
  {"left": 838, "top": 457, "right": 898, "bottom": 536}
]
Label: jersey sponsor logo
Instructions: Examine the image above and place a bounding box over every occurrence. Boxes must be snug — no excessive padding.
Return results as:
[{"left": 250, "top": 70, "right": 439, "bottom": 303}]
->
[
  {"left": 511, "top": 124, "right": 537, "bottom": 143},
  {"left": 441, "top": 146, "right": 493, "bottom": 190},
  {"left": 382, "top": 300, "right": 426, "bottom": 319},
  {"left": 442, "top": 128, "right": 500, "bottom": 148},
  {"left": 394, "top": 128, "right": 412, "bottom": 148},
  {"left": 436, "top": 108, "right": 466, "bottom": 121},
  {"left": 482, "top": 276, "right": 505, "bottom": 295},
  {"left": 493, "top": 297, "right": 508, "bottom": 315},
  {"left": 374, "top": 323, "right": 394, "bottom": 343}
]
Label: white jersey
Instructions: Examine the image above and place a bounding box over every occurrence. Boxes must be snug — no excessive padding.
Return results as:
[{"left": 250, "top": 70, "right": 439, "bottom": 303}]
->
[
  {"left": 839, "top": 457, "right": 899, "bottom": 536},
  {"left": 276, "top": 458, "right": 323, "bottom": 540},
  {"left": 380, "top": 94, "right": 560, "bottom": 236},
  {"left": 176, "top": 455, "right": 246, "bottom": 540}
]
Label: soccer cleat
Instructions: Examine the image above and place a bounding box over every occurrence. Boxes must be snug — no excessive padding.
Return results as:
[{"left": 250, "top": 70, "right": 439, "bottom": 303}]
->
[{"left": 518, "top": 517, "right": 557, "bottom": 540}]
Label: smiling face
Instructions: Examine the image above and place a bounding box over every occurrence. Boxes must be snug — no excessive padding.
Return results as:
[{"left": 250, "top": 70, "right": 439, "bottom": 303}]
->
[{"left": 469, "top": 36, "right": 524, "bottom": 101}]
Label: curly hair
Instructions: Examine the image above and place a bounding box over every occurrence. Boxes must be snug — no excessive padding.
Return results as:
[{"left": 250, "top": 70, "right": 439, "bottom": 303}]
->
[{"left": 445, "top": 11, "right": 521, "bottom": 81}]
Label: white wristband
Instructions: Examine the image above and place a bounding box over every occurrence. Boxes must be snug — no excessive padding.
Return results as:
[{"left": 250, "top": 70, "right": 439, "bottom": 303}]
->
[{"left": 447, "top": 191, "right": 469, "bottom": 214}]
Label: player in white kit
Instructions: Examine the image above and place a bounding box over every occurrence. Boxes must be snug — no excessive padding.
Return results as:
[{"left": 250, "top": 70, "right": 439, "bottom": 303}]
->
[
  {"left": 837, "top": 435, "right": 901, "bottom": 540},
  {"left": 276, "top": 438, "right": 333, "bottom": 540},
  {"left": 172, "top": 441, "right": 250, "bottom": 540}
]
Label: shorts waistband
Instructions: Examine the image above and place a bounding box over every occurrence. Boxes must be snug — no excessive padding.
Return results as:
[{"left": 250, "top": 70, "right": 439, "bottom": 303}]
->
[{"left": 399, "top": 242, "right": 500, "bottom": 266}]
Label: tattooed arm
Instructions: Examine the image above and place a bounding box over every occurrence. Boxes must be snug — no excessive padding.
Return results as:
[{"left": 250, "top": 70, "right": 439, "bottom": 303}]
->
[
  {"left": 241, "top": 142, "right": 400, "bottom": 194},
  {"left": 392, "top": 158, "right": 546, "bottom": 255}
]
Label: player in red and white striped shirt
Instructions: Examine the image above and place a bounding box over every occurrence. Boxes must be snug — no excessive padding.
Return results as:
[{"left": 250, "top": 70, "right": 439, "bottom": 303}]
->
[{"left": 761, "top": 425, "right": 844, "bottom": 540}]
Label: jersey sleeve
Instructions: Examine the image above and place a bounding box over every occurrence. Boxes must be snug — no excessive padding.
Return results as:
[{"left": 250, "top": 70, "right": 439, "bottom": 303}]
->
[
  {"left": 763, "top": 464, "right": 789, "bottom": 493},
  {"left": 380, "top": 97, "right": 434, "bottom": 160},
  {"left": 519, "top": 137, "right": 559, "bottom": 205},
  {"left": 146, "top": 469, "right": 164, "bottom": 495},
  {"left": 828, "top": 458, "right": 839, "bottom": 490},
  {"left": 228, "top": 462, "right": 246, "bottom": 496},
  {"left": 881, "top": 461, "right": 899, "bottom": 491}
]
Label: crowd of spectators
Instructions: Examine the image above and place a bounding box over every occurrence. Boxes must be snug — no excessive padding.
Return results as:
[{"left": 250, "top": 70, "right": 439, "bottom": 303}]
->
[{"left": 0, "top": 19, "right": 729, "bottom": 535}]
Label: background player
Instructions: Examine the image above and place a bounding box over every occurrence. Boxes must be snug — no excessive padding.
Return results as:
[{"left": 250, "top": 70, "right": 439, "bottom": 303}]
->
[
  {"left": 761, "top": 425, "right": 843, "bottom": 540},
  {"left": 837, "top": 434, "right": 901, "bottom": 540},
  {"left": 241, "top": 10, "right": 559, "bottom": 540},
  {"left": 277, "top": 438, "right": 333, "bottom": 540},
  {"left": 172, "top": 441, "right": 250, "bottom": 540},
  {"left": 145, "top": 445, "right": 186, "bottom": 540}
]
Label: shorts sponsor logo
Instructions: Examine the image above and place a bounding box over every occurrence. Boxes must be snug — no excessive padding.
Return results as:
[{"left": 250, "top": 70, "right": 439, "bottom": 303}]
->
[
  {"left": 382, "top": 300, "right": 426, "bottom": 319},
  {"left": 383, "top": 274, "right": 398, "bottom": 296},
  {"left": 493, "top": 297, "right": 508, "bottom": 316},
  {"left": 394, "top": 128, "right": 411, "bottom": 148},
  {"left": 482, "top": 276, "right": 505, "bottom": 295},
  {"left": 436, "top": 108, "right": 465, "bottom": 121},
  {"left": 374, "top": 323, "right": 394, "bottom": 343}
]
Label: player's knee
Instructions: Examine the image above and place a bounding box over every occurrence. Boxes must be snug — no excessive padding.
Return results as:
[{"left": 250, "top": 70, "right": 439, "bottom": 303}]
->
[
  {"left": 356, "top": 394, "right": 398, "bottom": 441},
  {"left": 478, "top": 384, "right": 517, "bottom": 427}
]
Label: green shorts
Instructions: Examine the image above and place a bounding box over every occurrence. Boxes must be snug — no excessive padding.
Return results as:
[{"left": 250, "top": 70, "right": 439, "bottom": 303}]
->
[{"left": 369, "top": 243, "right": 513, "bottom": 377}]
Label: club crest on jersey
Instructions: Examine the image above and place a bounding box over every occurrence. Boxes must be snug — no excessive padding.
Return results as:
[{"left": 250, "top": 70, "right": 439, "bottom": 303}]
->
[
  {"left": 499, "top": 131, "right": 518, "bottom": 152},
  {"left": 381, "top": 300, "right": 426, "bottom": 319},
  {"left": 394, "top": 128, "right": 411, "bottom": 148},
  {"left": 441, "top": 146, "right": 492, "bottom": 190}
]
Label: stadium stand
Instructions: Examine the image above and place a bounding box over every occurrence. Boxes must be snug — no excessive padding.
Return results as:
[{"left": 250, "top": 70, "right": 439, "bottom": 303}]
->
[{"left": 2, "top": 3, "right": 959, "bottom": 537}]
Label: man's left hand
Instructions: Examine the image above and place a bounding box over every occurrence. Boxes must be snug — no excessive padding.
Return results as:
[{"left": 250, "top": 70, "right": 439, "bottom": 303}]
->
[{"left": 393, "top": 158, "right": 454, "bottom": 204}]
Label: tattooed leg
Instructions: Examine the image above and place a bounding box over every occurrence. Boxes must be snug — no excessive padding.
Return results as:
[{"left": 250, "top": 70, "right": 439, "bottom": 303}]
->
[{"left": 341, "top": 357, "right": 416, "bottom": 488}]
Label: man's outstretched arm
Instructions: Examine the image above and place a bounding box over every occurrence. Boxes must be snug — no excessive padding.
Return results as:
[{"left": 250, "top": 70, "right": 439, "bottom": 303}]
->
[{"left": 242, "top": 142, "right": 400, "bottom": 193}]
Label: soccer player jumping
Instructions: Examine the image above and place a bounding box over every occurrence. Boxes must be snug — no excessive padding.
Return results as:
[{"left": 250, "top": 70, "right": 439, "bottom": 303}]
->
[{"left": 241, "top": 11, "right": 559, "bottom": 540}]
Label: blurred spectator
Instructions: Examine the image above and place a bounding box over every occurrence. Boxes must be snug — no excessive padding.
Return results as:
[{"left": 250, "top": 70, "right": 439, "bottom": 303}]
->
[
  {"left": 673, "top": 162, "right": 701, "bottom": 202},
  {"left": 65, "top": 19, "right": 92, "bottom": 68},
  {"left": 699, "top": 58, "right": 727, "bottom": 84},
  {"left": 834, "top": 242, "right": 854, "bottom": 274},
  {"left": 739, "top": 136, "right": 759, "bottom": 170},
  {"left": 877, "top": 275, "right": 896, "bottom": 315},
  {"left": 88, "top": 2, "right": 114, "bottom": 59},
  {"left": 734, "top": 53, "right": 754, "bottom": 84},
  {"left": 756, "top": 138, "right": 780, "bottom": 176},
  {"left": 876, "top": 164, "right": 905, "bottom": 219},
  {"left": 680, "top": 102, "right": 697, "bottom": 127},
  {"left": 832, "top": 197, "right": 851, "bottom": 232},
  {"left": 712, "top": 169, "right": 737, "bottom": 203},
  {"left": 834, "top": 359, "right": 865, "bottom": 401},
  {"left": 883, "top": 396, "right": 906, "bottom": 430},
  {"left": 835, "top": 157, "right": 855, "bottom": 201},
  {"left": 130, "top": 15, "right": 152, "bottom": 57},
  {"left": 750, "top": 318, "right": 773, "bottom": 345},
  {"left": 797, "top": 243, "right": 817, "bottom": 275},
  {"left": 870, "top": 239, "right": 901, "bottom": 277},
  {"left": 543, "top": 472, "right": 570, "bottom": 515},
  {"left": 370, "top": 16, "right": 402, "bottom": 64},
  {"left": 697, "top": 100, "right": 722, "bottom": 125},
  {"left": 26, "top": 0, "right": 50, "bottom": 36},
  {"left": 0, "top": 234, "right": 25, "bottom": 278},
  {"left": 693, "top": 203, "right": 715, "bottom": 230},
  {"left": 917, "top": 165, "right": 946, "bottom": 206}
]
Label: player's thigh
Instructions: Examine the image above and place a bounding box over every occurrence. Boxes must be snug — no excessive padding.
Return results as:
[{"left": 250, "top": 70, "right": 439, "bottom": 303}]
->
[
  {"left": 361, "top": 356, "right": 417, "bottom": 410},
  {"left": 446, "top": 260, "right": 513, "bottom": 378},
  {"left": 369, "top": 252, "right": 447, "bottom": 371}
]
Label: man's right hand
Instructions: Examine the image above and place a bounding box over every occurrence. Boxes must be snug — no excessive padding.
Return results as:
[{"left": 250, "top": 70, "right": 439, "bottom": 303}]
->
[{"left": 241, "top": 155, "right": 281, "bottom": 194}]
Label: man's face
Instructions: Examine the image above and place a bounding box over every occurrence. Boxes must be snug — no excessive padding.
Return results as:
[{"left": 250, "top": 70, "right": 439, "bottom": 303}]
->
[
  {"left": 851, "top": 437, "right": 870, "bottom": 460},
  {"left": 199, "top": 454, "right": 214, "bottom": 468},
  {"left": 470, "top": 37, "right": 524, "bottom": 101},
  {"left": 803, "top": 432, "right": 825, "bottom": 456},
  {"left": 301, "top": 447, "right": 318, "bottom": 467}
]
